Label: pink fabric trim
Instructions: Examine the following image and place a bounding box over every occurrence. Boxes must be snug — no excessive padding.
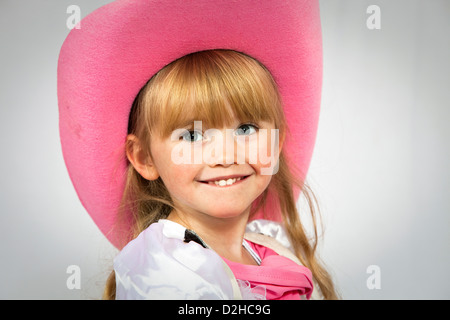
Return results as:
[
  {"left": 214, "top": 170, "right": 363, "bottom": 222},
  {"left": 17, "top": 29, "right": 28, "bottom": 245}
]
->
[{"left": 223, "top": 242, "right": 313, "bottom": 300}]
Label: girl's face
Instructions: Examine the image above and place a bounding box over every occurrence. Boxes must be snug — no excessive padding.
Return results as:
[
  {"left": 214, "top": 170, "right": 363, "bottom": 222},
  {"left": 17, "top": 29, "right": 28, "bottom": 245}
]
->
[{"left": 148, "top": 116, "right": 282, "bottom": 222}]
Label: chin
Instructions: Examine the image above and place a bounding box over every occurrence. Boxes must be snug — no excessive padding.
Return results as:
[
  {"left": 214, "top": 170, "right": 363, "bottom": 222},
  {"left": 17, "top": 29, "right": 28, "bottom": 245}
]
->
[{"left": 203, "top": 206, "right": 251, "bottom": 220}]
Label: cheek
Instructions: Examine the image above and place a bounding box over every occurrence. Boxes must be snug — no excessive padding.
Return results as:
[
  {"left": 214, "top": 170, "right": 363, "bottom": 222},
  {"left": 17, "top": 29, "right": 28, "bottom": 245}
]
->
[
  {"left": 159, "top": 163, "right": 196, "bottom": 185},
  {"left": 157, "top": 161, "right": 202, "bottom": 200},
  {"left": 254, "top": 174, "right": 273, "bottom": 195},
  {"left": 152, "top": 140, "right": 196, "bottom": 178},
  {"left": 246, "top": 129, "right": 280, "bottom": 173}
]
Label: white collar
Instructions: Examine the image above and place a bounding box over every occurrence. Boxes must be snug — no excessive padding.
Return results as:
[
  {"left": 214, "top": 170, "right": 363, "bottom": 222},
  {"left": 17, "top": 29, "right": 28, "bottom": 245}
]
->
[{"left": 158, "top": 219, "right": 262, "bottom": 264}]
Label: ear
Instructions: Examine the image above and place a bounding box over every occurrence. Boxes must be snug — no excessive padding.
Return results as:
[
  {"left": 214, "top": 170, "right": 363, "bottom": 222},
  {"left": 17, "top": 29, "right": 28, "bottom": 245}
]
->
[{"left": 125, "top": 134, "right": 160, "bottom": 180}]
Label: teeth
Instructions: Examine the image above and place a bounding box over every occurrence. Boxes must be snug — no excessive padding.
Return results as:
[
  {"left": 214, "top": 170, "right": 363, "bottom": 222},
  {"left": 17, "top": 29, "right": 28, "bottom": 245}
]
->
[{"left": 210, "top": 177, "right": 242, "bottom": 186}]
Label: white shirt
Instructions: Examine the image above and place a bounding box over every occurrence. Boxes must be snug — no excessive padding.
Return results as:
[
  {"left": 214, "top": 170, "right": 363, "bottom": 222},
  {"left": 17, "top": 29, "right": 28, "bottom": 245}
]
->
[{"left": 114, "top": 219, "right": 321, "bottom": 300}]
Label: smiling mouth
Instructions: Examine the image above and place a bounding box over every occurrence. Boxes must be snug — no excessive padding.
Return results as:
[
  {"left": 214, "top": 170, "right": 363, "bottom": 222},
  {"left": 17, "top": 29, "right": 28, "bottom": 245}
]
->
[{"left": 197, "top": 175, "right": 251, "bottom": 187}]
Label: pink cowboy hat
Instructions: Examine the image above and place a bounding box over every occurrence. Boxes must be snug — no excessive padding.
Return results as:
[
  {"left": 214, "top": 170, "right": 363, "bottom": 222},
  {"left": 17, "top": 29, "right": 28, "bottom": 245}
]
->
[{"left": 57, "top": 0, "right": 323, "bottom": 249}]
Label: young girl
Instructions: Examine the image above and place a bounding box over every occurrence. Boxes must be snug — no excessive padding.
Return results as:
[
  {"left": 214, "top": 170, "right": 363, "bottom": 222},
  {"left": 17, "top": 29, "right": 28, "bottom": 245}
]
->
[
  {"left": 102, "top": 49, "right": 337, "bottom": 300},
  {"left": 57, "top": 0, "right": 338, "bottom": 300}
]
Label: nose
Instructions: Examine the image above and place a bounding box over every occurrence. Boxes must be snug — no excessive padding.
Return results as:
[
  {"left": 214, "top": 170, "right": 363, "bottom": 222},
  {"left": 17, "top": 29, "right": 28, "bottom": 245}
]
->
[{"left": 202, "top": 128, "right": 240, "bottom": 167}]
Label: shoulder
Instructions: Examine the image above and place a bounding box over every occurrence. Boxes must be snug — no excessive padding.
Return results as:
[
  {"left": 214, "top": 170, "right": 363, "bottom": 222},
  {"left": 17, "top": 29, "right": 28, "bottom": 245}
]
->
[
  {"left": 245, "top": 219, "right": 324, "bottom": 300},
  {"left": 245, "top": 219, "right": 299, "bottom": 264},
  {"left": 245, "top": 219, "right": 293, "bottom": 251},
  {"left": 113, "top": 220, "right": 236, "bottom": 300},
  {"left": 114, "top": 219, "right": 183, "bottom": 269}
]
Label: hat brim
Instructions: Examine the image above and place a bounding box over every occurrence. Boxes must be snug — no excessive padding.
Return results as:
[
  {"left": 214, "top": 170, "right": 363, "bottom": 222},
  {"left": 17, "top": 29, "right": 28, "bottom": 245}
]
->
[{"left": 57, "top": 0, "right": 322, "bottom": 248}]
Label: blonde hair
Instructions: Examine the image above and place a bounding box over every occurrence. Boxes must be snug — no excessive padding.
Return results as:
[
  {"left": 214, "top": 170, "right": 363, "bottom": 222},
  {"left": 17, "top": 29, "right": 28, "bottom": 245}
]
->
[{"left": 103, "top": 50, "right": 338, "bottom": 300}]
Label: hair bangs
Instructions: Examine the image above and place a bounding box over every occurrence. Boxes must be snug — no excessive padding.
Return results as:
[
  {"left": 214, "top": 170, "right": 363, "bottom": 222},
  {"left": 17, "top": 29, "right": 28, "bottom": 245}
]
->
[{"left": 144, "top": 50, "right": 285, "bottom": 139}]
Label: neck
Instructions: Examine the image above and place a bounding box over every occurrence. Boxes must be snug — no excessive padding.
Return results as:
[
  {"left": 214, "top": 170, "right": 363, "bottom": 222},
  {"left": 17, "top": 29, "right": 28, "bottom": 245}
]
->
[{"left": 167, "top": 206, "right": 256, "bottom": 264}]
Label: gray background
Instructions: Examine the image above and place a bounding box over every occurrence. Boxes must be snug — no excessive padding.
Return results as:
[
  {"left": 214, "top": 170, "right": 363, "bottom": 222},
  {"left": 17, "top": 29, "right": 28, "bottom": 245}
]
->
[{"left": 0, "top": 0, "right": 448, "bottom": 299}]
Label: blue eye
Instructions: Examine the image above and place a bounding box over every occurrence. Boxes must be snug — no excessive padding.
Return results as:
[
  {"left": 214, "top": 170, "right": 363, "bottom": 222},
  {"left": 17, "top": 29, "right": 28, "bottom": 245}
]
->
[
  {"left": 235, "top": 123, "right": 258, "bottom": 136},
  {"left": 180, "top": 130, "right": 204, "bottom": 142}
]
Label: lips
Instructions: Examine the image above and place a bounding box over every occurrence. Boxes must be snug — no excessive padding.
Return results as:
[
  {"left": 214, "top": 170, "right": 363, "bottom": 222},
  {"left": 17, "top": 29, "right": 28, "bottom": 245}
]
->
[{"left": 197, "top": 174, "right": 251, "bottom": 187}]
